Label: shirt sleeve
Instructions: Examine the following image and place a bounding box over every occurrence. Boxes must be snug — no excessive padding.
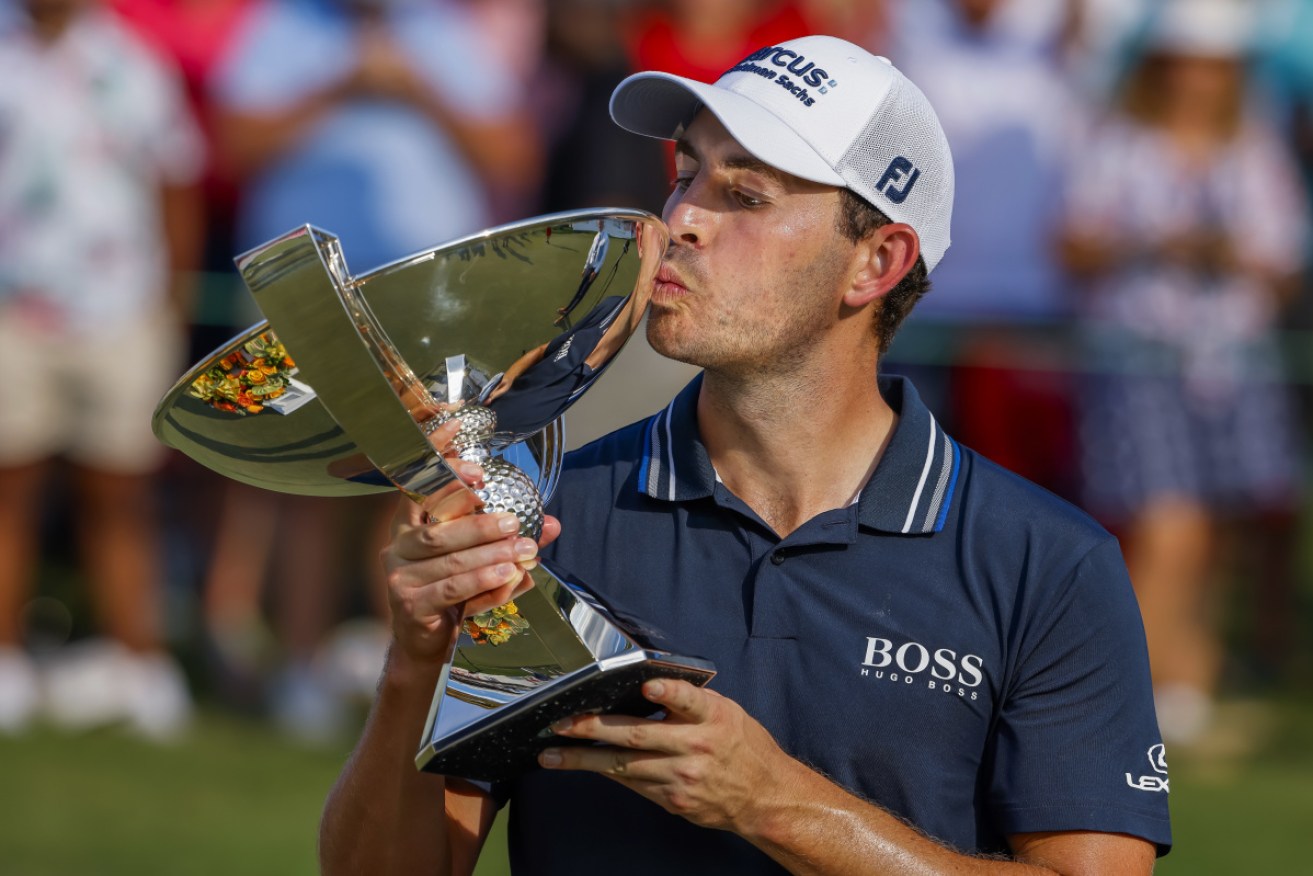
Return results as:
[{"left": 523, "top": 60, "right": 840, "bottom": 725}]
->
[{"left": 986, "top": 537, "right": 1173, "bottom": 853}]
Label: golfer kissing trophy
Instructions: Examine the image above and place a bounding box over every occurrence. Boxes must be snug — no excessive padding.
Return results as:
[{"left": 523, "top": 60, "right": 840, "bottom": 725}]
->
[{"left": 153, "top": 209, "right": 715, "bottom": 781}]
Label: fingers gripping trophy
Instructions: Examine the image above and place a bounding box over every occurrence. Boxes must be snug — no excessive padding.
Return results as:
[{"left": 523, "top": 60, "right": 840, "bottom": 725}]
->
[{"left": 153, "top": 211, "right": 715, "bottom": 781}]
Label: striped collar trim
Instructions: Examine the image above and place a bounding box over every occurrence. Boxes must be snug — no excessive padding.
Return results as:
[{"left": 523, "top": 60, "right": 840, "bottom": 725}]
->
[
  {"left": 857, "top": 376, "right": 960, "bottom": 534},
  {"left": 638, "top": 374, "right": 714, "bottom": 503},
  {"left": 637, "top": 374, "right": 960, "bottom": 535}
]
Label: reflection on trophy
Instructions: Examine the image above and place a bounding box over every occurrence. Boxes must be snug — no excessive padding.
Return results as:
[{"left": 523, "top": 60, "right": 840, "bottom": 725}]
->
[{"left": 153, "top": 210, "right": 715, "bottom": 781}]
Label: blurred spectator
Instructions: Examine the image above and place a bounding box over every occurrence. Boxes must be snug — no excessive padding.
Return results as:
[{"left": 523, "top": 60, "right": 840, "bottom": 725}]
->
[
  {"left": 537, "top": 0, "right": 669, "bottom": 213},
  {"left": 630, "top": 0, "right": 814, "bottom": 82},
  {"left": 460, "top": 0, "right": 546, "bottom": 219},
  {"left": 199, "top": 482, "right": 395, "bottom": 744},
  {"left": 0, "top": 0, "right": 203, "bottom": 738},
  {"left": 1063, "top": 0, "right": 1154, "bottom": 100},
  {"left": 882, "top": 0, "right": 1087, "bottom": 499},
  {"left": 627, "top": 0, "right": 814, "bottom": 178},
  {"left": 798, "top": 0, "right": 888, "bottom": 45},
  {"left": 1260, "top": 0, "right": 1313, "bottom": 397},
  {"left": 213, "top": 0, "right": 539, "bottom": 266},
  {"left": 539, "top": 0, "right": 878, "bottom": 216},
  {"left": 469, "top": 0, "right": 543, "bottom": 74},
  {"left": 108, "top": 0, "right": 254, "bottom": 229},
  {"left": 108, "top": 0, "right": 258, "bottom": 353},
  {"left": 1252, "top": 0, "right": 1313, "bottom": 686},
  {"left": 104, "top": 2, "right": 271, "bottom": 720},
  {"left": 1061, "top": 0, "right": 1309, "bottom": 745},
  {"left": 1264, "top": 0, "right": 1313, "bottom": 198},
  {"left": 204, "top": 0, "right": 541, "bottom": 744},
  {"left": 888, "top": 0, "right": 1082, "bottom": 322}
]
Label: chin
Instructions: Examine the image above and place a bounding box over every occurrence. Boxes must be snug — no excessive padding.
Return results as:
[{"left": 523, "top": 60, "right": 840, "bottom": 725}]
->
[
  {"left": 646, "top": 319, "right": 702, "bottom": 367},
  {"left": 645, "top": 331, "right": 688, "bottom": 364}
]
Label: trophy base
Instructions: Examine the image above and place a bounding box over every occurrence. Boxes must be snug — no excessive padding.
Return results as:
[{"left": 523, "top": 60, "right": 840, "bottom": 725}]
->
[{"left": 415, "top": 653, "right": 715, "bottom": 783}]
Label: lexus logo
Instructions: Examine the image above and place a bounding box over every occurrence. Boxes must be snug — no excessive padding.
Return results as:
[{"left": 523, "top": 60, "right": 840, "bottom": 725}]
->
[
  {"left": 1126, "top": 744, "right": 1170, "bottom": 793},
  {"left": 1148, "top": 743, "right": 1168, "bottom": 775}
]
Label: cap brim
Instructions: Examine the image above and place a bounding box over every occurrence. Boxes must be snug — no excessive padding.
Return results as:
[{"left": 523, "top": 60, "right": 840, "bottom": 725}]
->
[{"left": 610, "top": 71, "right": 845, "bottom": 188}]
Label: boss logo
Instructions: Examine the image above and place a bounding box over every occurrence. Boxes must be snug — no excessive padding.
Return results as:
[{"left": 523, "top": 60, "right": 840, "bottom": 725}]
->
[{"left": 861, "top": 637, "right": 984, "bottom": 700}]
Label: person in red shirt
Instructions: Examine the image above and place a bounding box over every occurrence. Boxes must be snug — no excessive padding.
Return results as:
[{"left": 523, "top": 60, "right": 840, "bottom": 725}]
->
[
  {"left": 630, "top": 0, "right": 813, "bottom": 82},
  {"left": 628, "top": 0, "right": 816, "bottom": 178}
]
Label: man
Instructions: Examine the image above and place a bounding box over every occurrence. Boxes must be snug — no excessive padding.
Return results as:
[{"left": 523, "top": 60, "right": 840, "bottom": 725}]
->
[{"left": 320, "top": 36, "right": 1171, "bottom": 875}]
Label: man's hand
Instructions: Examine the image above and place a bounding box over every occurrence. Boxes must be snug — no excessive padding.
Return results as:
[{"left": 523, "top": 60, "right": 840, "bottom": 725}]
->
[
  {"left": 382, "top": 419, "right": 561, "bottom": 665},
  {"left": 323, "top": 419, "right": 560, "bottom": 876},
  {"left": 536, "top": 680, "right": 1158, "bottom": 875},
  {"left": 537, "top": 679, "right": 792, "bottom": 834}
]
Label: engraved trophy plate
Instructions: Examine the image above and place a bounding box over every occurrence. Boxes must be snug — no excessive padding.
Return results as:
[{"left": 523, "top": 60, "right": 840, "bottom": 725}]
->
[{"left": 153, "top": 210, "right": 715, "bottom": 781}]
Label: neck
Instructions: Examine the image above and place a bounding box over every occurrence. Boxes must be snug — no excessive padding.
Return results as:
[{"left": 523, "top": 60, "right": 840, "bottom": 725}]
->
[{"left": 697, "top": 348, "right": 894, "bottom": 538}]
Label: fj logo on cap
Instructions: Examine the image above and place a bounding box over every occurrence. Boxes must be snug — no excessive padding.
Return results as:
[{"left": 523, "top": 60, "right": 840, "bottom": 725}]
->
[{"left": 875, "top": 157, "right": 920, "bottom": 205}]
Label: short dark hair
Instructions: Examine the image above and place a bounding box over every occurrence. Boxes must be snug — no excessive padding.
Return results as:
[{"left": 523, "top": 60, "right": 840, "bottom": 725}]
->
[{"left": 835, "top": 189, "right": 930, "bottom": 355}]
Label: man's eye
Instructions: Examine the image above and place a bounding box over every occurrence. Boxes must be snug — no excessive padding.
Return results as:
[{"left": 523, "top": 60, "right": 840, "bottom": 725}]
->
[
  {"left": 670, "top": 176, "right": 693, "bottom": 191},
  {"left": 735, "top": 191, "right": 764, "bottom": 208}
]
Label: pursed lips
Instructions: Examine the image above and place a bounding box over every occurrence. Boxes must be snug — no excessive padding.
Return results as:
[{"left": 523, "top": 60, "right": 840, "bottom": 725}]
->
[{"left": 653, "top": 264, "right": 690, "bottom": 303}]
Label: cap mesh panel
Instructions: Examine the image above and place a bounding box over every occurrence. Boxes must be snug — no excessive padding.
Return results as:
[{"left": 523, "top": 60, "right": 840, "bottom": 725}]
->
[{"left": 833, "top": 76, "right": 954, "bottom": 270}]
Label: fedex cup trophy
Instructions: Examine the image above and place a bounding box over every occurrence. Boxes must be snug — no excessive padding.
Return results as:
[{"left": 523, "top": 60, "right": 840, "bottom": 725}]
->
[{"left": 153, "top": 210, "right": 715, "bottom": 780}]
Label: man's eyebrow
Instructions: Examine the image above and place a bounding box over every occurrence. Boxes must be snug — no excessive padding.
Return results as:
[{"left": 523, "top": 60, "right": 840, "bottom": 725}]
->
[
  {"left": 673, "top": 140, "right": 787, "bottom": 185},
  {"left": 722, "top": 155, "right": 788, "bottom": 185}
]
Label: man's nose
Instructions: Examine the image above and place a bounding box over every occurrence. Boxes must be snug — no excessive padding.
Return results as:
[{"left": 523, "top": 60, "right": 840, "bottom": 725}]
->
[{"left": 663, "top": 181, "right": 710, "bottom": 248}]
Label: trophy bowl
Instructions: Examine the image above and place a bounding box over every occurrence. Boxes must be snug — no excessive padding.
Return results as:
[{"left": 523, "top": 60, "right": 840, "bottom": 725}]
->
[{"left": 153, "top": 209, "right": 715, "bottom": 781}]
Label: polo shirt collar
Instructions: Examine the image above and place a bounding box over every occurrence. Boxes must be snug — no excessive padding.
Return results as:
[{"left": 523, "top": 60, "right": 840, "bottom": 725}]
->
[
  {"left": 637, "top": 373, "right": 714, "bottom": 504},
  {"left": 637, "top": 373, "right": 960, "bottom": 535},
  {"left": 857, "top": 375, "right": 961, "bottom": 535}
]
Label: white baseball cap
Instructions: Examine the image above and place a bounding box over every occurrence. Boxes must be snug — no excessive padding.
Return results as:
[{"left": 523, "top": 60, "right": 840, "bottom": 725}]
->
[
  {"left": 610, "top": 35, "right": 955, "bottom": 272},
  {"left": 1147, "top": 0, "right": 1255, "bottom": 59}
]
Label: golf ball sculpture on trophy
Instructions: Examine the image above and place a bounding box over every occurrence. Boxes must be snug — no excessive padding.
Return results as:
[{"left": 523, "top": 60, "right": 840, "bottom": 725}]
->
[{"left": 153, "top": 210, "right": 715, "bottom": 781}]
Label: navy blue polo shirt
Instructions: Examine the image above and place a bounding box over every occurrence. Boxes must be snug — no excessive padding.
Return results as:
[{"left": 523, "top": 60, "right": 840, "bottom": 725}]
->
[{"left": 501, "top": 374, "right": 1171, "bottom": 873}]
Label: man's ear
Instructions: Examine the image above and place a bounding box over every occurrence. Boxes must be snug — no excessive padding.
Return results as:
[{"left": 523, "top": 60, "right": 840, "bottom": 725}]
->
[{"left": 844, "top": 224, "right": 920, "bottom": 309}]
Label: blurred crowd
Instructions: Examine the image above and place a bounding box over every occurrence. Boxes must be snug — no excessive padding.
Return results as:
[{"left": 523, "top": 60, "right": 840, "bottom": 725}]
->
[{"left": 0, "top": 0, "right": 1311, "bottom": 753}]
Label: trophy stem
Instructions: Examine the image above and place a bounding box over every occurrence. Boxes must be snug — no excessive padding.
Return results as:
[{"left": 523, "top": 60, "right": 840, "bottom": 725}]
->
[{"left": 430, "top": 404, "right": 543, "bottom": 542}]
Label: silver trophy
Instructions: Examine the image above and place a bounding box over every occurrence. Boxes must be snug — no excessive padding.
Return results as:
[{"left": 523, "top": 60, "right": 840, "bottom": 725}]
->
[{"left": 153, "top": 210, "right": 715, "bottom": 781}]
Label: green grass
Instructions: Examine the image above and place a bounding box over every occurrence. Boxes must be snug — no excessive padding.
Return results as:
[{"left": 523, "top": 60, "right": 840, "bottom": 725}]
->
[
  {"left": 1156, "top": 695, "right": 1313, "bottom": 873},
  {"left": 0, "top": 712, "right": 338, "bottom": 876},
  {"left": 2, "top": 696, "right": 1311, "bottom": 874},
  {"left": 0, "top": 707, "right": 513, "bottom": 876}
]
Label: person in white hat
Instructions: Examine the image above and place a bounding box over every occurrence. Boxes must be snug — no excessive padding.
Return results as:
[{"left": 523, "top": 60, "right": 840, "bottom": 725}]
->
[
  {"left": 1063, "top": 0, "right": 1309, "bottom": 749},
  {"left": 321, "top": 35, "right": 1168, "bottom": 875}
]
